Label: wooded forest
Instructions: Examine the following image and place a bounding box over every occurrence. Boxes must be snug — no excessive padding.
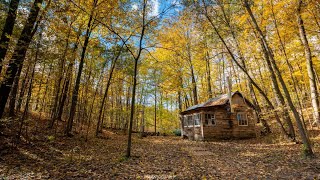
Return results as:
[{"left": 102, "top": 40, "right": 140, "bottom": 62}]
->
[{"left": 1, "top": 0, "right": 320, "bottom": 178}]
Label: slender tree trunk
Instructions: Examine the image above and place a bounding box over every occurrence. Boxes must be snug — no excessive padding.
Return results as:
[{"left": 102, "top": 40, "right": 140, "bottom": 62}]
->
[
  {"left": 178, "top": 71, "right": 184, "bottom": 137},
  {"left": 154, "top": 79, "right": 157, "bottom": 134},
  {"left": 257, "top": 36, "right": 296, "bottom": 140},
  {"left": 126, "top": 57, "right": 138, "bottom": 157},
  {"left": 55, "top": 35, "right": 80, "bottom": 123},
  {"left": 126, "top": 0, "right": 146, "bottom": 158},
  {"left": 8, "top": 64, "right": 24, "bottom": 116},
  {"left": 50, "top": 29, "right": 71, "bottom": 125},
  {"left": 18, "top": 30, "right": 41, "bottom": 139},
  {"left": 18, "top": 61, "right": 36, "bottom": 140},
  {"left": 205, "top": 50, "right": 213, "bottom": 98},
  {"left": 38, "top": 64, "right": 52, "bottom": 117},
  {"left": 34, "top": 63, "right": 46, "bottom": 111},
  {"left": 16, "top": 64, "right": 31, "bottom": 114},
  {"left": 65, "top": 0, "right": 96, "bottom": 135},
  {"left": 96, "top": 45, "right": 124, "bottom": 136},
  {"left": 270, "top": 0, "right": 306, "bottom": 130},
  {"left": 297, "top": 0, "right": 320, "bottom": 125},
  {"left": 186, "top": 31, "right": 198, "bottom": 105}
]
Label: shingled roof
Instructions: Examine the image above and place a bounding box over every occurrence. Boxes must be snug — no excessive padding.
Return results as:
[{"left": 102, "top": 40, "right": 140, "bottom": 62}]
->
[{"left": 181, "top": 91, "right": 254, "bottom": 114}]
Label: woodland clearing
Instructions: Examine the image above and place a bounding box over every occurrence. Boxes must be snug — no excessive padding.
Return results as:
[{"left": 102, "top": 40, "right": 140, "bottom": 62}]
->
[{"left": 1, "top": 117, "right": 320, "bottom": 179}]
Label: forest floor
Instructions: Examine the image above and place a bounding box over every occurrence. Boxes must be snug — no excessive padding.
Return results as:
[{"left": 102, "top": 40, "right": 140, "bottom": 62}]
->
[{"left": 1, "top": 117, "right": 320, "bottom": 179}]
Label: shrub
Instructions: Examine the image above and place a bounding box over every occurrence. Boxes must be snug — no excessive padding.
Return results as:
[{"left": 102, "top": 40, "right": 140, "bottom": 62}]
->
[{"left": 173, "top": 129, "right": 181, "bottom": 136}]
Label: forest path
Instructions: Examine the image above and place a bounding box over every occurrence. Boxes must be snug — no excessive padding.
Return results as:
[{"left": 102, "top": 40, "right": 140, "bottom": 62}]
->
[{"left": 1, "top": 121, "right": 320, "bottom": 179}]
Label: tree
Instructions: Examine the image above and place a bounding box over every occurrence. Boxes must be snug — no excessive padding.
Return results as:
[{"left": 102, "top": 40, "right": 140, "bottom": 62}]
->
[
  {"left": 0, "top": 0, "right": 20, "bottom": 73},
  {"left": 96, "top": 43, "right": 125, "bottom": 136},
  {"left": 126, "top": 0, "right": 147, "bottom": 158},
  {"left": 243, "top": 0, "right": 313, "bottom": 156},
  {"left": 297, "top": 0, "right": 320, "bottom": 125},
  {"left": 0, "top": 0, "right": 44, "bottom": 119},
  {"left": 65, "top": 0, "right": 98, "bottom": 135}
]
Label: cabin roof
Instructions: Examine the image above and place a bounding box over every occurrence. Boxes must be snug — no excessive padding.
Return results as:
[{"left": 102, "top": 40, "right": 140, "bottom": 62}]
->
[{"left": 181, "top": 91, "right": 254, "bottom": 114}]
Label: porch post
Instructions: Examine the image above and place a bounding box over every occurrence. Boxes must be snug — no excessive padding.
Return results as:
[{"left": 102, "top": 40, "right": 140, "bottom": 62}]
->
[
  {"left": 200, "top": 111, "right": 204, "bottom": 140},
  {"left": 180, "top": 114, "right": 184, "bottom": 137},
  {"left": 193, "top": 113, "right": 195, "bottom": 140}
]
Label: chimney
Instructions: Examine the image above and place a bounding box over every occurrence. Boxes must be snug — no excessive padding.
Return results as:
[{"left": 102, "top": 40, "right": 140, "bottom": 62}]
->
[{"left": 227, "top": 76, "right": 233, "bottom": 113}]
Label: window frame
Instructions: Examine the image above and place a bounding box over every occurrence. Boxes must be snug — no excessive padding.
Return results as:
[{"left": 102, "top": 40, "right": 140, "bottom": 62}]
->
[
  {"left": 194, "top": 113, "right": 201, "bottom": 127},
  {"left": 237, "top": 112, "right": 248, "bottom": 126},
  {"left": 187, "top": 115, "right": 193, "bottom": 128},
  {"left": 183, "top": 116, "right": 188, "bottom": 127},
  {"left": 204, "top": 113, "right": 215, "bottom": 126}
]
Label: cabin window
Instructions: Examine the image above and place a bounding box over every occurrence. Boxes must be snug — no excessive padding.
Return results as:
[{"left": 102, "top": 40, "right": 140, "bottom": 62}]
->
[
  {"left": 183, "top": 116, "right": 188, "bottom": 127},
  {"left": 237, "top": 112, "right": 248, "bottom": 126},
  {"left": 194, "top": 114, "right": 201, "bottom": 127},
  {"left": 187, "top": 115, "right": 193, "bottom": 127},
  {"left": 204, "top": 113, "right": 215, "bottom": 126}
]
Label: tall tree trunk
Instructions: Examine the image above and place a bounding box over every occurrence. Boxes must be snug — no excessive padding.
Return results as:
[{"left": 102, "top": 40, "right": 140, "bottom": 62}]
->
[
  {"left": 50, "top": 29, "right": 71, "bottom": 124},
  {"left": 0, "top": 0, "right": 43, "bottom": 119},
  {"left": 256, "top": 35, "right": 296, "bottom": 140},
  {"left": 270, "top": 0, "right": 306, "bottom": 129},
  {"left": 34, "top": 62, "right": 46, "bottom": 111},
  {"left": 16, "top": 64, "right": 31, "bottom": 113},
  {"left": 0, "top": 0, "right": 20, "bottom": 73},
  {"left": 297, "top": 0, "right": 320, "bottom": 125},
  {"left": 55, "top": 35, "right": 80, "bottom": 123},
  {"left": 154, "top": 78, "right": 157, "bottom": 134},
  {"left": 17, "top": 26, "right": 42, "bottom": 139},
  {"left": 65, "top": 0, "right": 96, "bottom": 135},
  {"left": 38, "top": 64, "right": 52, "bottom": 116},
  {"left": 126, "top": 57, "right": 138, "bottom": 157},
  {"left": 8, "top": 64, "right": 24, "bottom": 116},
  {"left": 126, "top": 0, "right": 146, "bottom": 158},
  {"left": 205, "top": 50, "right": 213, "bottom": 99},
  {"left": 186, "top": 31, "right": 198, "bottom": 105},
  {"left": 243, "top": 0, "right": 313, "bottom": 156},
  {"left": 96, "top": 44, "right": 124, "bottom": 136},
  {"left": 178, "top": 71, "right": 184, "bottom": 137},
  {"left": 18, "top": 59, "right": 37, "bottom": 139}
]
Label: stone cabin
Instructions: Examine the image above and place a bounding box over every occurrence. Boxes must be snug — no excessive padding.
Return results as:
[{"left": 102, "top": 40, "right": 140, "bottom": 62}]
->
[{"left": 180, "top": 91, "right": 257, "bottom": 140}]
